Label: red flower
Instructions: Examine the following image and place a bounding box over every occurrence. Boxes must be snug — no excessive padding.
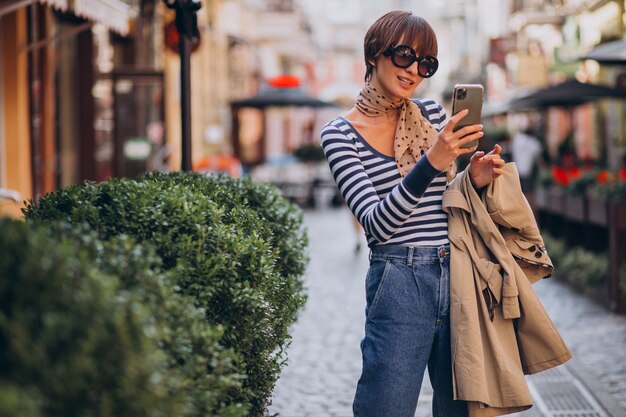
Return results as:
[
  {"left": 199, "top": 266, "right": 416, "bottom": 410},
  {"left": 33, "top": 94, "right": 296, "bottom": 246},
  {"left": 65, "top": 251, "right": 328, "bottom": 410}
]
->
[
  {"left": 552, "top": 166, "right": 570, "bottom": 186},
  {"left": 597, "top": 170, "right": 610, "bottom": 184},
  {"left": 619, "top": 169, "right": 626, "bottom": 181},
  {"left": 568, "top": 167, "right": 582, "bottom": 179}
]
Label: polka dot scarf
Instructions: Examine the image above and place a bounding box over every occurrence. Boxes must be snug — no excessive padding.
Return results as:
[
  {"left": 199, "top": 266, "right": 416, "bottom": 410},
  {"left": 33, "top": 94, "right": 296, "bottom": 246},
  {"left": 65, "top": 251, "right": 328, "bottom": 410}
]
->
[{"left": 356, "top": 83, "right": 454, "bottom": 180}]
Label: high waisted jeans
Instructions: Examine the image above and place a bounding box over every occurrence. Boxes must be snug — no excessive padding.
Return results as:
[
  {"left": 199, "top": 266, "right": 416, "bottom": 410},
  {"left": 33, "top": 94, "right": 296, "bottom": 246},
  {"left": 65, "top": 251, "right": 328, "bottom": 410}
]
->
[{"left": 353, "top": 245, "right": 468, "bottom": 417}]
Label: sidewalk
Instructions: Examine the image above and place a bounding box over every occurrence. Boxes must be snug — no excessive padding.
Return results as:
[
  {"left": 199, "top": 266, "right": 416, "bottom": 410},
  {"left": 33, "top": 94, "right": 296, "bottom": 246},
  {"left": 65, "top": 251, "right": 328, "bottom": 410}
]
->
[{"left": 268, "top": 207, "right": 626, "bottom": 417}]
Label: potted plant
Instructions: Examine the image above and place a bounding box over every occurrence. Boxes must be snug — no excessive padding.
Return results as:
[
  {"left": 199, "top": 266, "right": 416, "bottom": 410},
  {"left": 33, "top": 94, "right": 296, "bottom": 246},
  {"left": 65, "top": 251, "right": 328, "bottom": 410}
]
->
[
  {"left": 544, "top": 165, "right": 577, "bottom": 215},
  {"left": 586, "top": 169, "right": 626, "bottom": 312},
  {"left": 587, "top": 170, "right": 626, "bottom": 227},
  {"left": 563, "top": 170, "right": 596, "bottom": 222}
]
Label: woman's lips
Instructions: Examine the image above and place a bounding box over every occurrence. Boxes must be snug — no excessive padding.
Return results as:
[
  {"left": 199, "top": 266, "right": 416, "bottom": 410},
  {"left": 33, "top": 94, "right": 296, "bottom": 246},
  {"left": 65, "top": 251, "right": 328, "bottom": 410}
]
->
[{"left": 397, "top": 75, "right": 414, "bottom": 87}]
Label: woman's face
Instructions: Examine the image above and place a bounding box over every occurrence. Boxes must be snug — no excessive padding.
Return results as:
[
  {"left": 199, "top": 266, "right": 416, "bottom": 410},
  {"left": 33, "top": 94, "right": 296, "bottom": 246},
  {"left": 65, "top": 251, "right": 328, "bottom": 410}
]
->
[
  {"left": 370, "top": 40, "right": 428, "bottom": 100},
  {"left": 370, "top": 53, "right": 424, "bottom": 100}
]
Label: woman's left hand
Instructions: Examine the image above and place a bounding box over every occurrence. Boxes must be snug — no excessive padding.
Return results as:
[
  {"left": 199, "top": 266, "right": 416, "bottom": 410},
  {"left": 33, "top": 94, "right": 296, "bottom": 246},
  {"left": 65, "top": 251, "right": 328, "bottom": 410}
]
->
[{"left": 469, "top": 144, "right": 506, "bottom": 189}]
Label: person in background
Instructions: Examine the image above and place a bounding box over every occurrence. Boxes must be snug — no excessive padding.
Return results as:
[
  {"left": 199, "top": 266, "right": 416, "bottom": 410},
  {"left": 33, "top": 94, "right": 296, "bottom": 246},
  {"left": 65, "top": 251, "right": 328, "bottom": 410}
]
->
[
  {"left": 511, "top": 127, "right": 542, "bottom": 193},
  {"left": 320, "top": 10, "right": 504, "bottom": 417}
]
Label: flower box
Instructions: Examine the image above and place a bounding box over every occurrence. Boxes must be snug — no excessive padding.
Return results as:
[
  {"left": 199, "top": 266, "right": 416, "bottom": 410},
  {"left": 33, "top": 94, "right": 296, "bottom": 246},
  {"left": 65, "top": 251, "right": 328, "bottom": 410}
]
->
[
  {"left": 587, "top": 194, "right": 608, "bottom": 226},
  {"left": 545, "top": 186, "right": 565, "bottom": 215},
  {"left": 586, "top": 195, "right": 626, "bottom": 229},
  {"left": 564, "top": 195, "right": 586, "bottom": 222},
  {"left": 609, "top": 201, "right": 626, "bottom": 231}
]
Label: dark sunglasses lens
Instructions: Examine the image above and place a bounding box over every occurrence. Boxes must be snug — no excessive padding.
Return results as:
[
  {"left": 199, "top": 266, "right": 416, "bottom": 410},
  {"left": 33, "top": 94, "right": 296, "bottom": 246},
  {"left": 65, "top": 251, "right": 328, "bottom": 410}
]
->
[
  {"left": 392, "top": 46, "right": 415, "bottom": 68},
  {"left": 418, "top": 57, "right": 438, "bottom": 77}
]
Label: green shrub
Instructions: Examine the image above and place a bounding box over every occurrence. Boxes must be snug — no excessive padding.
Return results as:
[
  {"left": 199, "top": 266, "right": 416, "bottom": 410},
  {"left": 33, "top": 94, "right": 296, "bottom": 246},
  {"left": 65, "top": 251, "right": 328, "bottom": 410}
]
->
[
  {"left": 536, "top": 167, "right": 554, "bottom": 187},
  {"left": 542, "top": 232, "right": 608, "bottom": 287},
  {"left": 24, "top": 173, "right": 308, "bottom": 416},
  {"left": 542, "top": 232, "right": 567, "bottom": 263},
  {"left": 592, "top": 180, "right": 626, "bottom": 202},
  {"left": 45, "top": 222, "right": 247, "bottom": 417},
  {"left": 560, "top": 247, "right": 608, "bottom": 287},
  {"left": 0, "top": 219, "right": 173, "bottom": 417},
  {"left": 0, "top": 382, "right": 41, "bottom": 417},
  {"left": 565, "top": 170, "right": 597, "bottom": 196}
]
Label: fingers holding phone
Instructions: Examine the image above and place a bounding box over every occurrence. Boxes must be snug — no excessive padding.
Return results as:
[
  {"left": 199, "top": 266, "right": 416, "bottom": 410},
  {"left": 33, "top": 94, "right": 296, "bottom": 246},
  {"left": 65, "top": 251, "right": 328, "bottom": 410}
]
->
[
  {"left": 424, "top": 84, "right": 485, "bottom": 171},
  {"left": 426, "top": 112, "right": 484, "bottom": 171},
  {"left": 445, "top": 110, "right": 483, "bottom": 147},
  {"left": 451, "top": 84, "right": 484, "bottom": 149}
]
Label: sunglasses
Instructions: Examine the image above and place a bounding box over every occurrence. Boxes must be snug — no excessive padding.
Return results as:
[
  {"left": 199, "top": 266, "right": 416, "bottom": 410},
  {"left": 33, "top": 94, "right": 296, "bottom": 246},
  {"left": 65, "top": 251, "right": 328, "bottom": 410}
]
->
[{"left": 382, "top": 44, "right": 439, "bottom": 78}]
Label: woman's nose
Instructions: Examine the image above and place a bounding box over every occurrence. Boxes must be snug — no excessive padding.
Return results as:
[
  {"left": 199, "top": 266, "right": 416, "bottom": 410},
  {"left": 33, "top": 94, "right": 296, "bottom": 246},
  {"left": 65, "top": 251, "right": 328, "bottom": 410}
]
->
[{"left": 405, "top": 60, "right": 419, "bottom": 75}]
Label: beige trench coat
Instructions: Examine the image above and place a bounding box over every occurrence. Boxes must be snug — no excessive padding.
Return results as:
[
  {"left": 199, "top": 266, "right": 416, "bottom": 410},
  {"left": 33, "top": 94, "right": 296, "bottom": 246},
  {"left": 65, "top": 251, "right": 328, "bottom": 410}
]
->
[{"left": 442, "top": 163, "right": 572, "bottom": 417}]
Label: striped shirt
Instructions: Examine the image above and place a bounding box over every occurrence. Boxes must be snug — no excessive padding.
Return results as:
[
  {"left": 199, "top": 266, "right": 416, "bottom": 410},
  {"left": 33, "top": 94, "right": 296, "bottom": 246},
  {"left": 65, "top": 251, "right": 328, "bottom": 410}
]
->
[{"left": 321, "top": 98, "right": 449, "bottom": 248}]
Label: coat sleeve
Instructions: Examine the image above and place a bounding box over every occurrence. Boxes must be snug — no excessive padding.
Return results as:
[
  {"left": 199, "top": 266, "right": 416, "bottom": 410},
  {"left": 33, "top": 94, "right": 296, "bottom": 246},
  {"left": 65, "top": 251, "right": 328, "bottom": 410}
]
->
[{"left": 482, "top": 163, "right": 554, "bottom": 283}]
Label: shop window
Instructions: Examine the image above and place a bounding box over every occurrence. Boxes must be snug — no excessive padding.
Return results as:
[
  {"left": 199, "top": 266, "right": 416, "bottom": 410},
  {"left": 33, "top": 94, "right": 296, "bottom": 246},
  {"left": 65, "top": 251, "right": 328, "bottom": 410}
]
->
[{"left": 112, "top": 70, "right": 165, "bottom": 178}]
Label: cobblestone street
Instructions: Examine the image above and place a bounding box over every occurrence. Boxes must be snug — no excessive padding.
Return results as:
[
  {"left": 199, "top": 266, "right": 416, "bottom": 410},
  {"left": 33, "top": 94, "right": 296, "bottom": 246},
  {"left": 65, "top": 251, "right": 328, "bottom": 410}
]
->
[{"left": 268, "top": 207, "right": 626, "bottom": 417}]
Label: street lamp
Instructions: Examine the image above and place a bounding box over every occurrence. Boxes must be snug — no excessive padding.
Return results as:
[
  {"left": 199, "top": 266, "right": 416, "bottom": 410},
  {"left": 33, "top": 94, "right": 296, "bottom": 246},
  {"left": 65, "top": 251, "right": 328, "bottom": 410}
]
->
[{"left": 163, "top": 0, "right": 201, "bottom": 171}]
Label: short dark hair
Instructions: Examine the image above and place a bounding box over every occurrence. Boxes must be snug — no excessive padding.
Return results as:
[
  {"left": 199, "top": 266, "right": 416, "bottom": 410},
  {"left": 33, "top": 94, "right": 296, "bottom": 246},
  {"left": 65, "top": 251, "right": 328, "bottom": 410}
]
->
[{"left": 363, "top": 11, "right": 438, "bottom": 82}]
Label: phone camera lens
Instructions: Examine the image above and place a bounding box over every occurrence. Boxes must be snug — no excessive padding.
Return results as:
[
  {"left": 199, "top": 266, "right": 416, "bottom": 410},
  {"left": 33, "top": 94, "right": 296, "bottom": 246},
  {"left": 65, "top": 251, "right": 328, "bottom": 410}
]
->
[{"left": 456, "top": 88, "right": 467, "bottom": 100}]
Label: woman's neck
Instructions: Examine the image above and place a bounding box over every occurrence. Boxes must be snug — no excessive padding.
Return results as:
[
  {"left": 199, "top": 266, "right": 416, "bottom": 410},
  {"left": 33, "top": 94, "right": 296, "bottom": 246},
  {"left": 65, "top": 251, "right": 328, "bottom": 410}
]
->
[{"left": 357, "top": 106, "right": 400, "bottom": 123}]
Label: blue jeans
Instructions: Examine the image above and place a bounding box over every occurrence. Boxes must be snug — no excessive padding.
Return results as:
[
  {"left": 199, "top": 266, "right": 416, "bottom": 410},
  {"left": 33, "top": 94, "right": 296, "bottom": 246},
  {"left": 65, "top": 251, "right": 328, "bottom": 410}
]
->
[{"left": 353, "top": 245, "right": 468, "bottom": 417}]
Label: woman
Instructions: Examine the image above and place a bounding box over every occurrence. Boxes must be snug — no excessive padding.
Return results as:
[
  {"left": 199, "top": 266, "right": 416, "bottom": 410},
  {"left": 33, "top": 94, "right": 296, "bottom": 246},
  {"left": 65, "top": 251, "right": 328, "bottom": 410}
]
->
[{"left": 320, "top": 10, "right": 505, "bottom": 417}]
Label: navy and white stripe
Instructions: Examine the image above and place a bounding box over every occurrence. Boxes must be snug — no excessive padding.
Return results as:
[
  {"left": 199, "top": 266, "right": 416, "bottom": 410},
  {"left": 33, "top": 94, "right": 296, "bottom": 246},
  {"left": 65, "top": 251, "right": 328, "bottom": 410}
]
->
[{"left": 321, "top": 98, "right": 449, "bottom": 247}]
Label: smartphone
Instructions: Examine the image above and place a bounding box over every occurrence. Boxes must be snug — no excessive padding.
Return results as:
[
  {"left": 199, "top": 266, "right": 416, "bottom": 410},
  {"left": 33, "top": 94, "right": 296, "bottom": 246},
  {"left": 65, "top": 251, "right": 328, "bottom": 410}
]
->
[{"left": 451, "top": 84, "right": 484, "bottom": 149}]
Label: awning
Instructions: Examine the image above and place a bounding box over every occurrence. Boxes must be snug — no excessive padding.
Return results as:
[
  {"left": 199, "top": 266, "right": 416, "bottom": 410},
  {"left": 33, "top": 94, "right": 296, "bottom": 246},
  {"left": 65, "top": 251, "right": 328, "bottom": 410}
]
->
[
  {"left": 74, "top": 0, "right": 136, "bottom": 36},
  {"left": 482, "top": 101, "right": 512, "bottom": 117},
  {"left": 0, "top": 0, "right": 135, "bottom": 35},
  {"left": 42, "top": 0, "right": 68, "bottom": 11},
  {"left": 579, "top": 37, "right": 626, "bottom": 65},
  {"left": 231, "top": 85, "right": 336, "bottom": 109},
  {"left": 0, "top": 0, "right": 67, "bottom": 18},
  {"left": 511, "top": 79, "right": 626, "bottom": 110}
]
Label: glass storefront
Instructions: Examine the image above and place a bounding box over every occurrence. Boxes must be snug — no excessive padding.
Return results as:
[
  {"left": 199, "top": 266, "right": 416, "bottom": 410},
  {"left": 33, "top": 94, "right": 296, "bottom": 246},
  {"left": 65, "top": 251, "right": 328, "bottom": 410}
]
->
[
  {"left": 54, "top": 0, "right": 164, "bottom": 183},
  {"left": 113, "top": 71, "right": 165, "bottom": 177},
  {"left": 55, "top": 19, "right": 81, "bottom": 188}
]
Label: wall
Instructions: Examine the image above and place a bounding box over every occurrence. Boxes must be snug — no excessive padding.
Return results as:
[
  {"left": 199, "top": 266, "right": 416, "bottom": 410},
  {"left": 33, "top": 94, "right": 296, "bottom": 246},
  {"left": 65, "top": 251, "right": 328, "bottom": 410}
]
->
[{"left": 0, "top": 10, "right": 32, "bottom": 218}]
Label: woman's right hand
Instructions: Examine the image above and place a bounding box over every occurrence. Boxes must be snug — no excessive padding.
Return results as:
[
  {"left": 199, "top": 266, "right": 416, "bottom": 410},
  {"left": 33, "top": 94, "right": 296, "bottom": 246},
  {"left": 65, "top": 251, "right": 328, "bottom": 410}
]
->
[{"left": 425, "top": 109, "right": 484, "bottom": 171}]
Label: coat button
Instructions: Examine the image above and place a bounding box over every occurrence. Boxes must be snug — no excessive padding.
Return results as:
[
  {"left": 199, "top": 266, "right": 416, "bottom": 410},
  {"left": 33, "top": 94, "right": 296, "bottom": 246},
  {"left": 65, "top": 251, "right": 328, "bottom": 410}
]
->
[
  {"left": 528, "top": 245, "right": 536, "bottom": 252},
  {"left": 535, "top": 251, "right": 542, "bottom": 258}
]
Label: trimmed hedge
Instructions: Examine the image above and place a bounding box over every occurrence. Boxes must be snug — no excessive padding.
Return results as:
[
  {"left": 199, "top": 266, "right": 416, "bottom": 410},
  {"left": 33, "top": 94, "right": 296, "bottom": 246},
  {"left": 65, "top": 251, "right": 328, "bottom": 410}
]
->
[
  {"left": 23, "top": 173, "right": 308, "bottom": 416},
  {"left": 53, "top": 222, "right": 247, "bottom": 417},
  {"left": 0, "top": 219, "right": 176, "bottom": 417}
]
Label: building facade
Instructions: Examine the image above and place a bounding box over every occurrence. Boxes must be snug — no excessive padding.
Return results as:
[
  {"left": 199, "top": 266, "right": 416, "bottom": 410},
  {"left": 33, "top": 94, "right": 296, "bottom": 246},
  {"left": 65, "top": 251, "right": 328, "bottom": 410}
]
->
[{"left": 0, "top": 0, "right": 167, "bottom": 217}]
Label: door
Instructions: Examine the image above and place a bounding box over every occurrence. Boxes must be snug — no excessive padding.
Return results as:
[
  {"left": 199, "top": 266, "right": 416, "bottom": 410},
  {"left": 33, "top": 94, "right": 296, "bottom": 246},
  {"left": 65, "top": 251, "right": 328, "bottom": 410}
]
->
[{"left": 112, "top": 70, "right": 164, "bottom": 178}]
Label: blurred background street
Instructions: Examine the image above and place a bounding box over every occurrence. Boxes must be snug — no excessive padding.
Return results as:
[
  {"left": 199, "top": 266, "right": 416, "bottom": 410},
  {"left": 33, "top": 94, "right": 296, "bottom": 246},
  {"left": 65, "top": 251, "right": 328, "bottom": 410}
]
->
[{"left": 4, "top": 0, "right": 626, "bottom": 222}]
